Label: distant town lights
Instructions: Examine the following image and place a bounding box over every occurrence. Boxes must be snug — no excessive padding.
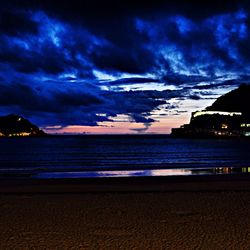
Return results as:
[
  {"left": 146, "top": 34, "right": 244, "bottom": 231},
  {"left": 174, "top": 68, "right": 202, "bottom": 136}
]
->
[
  {"left": 8, "top": 132, "right": 31, "bottom": 137},
  {"left": 241, "top": 123, "right": 250, "bottom": 127},
  {"left": 221, "top": 124, "right": 228, "bottom": 129}
]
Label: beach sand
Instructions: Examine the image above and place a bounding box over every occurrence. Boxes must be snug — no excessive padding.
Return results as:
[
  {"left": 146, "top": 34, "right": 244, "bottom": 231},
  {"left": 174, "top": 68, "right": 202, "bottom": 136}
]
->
[{"left": 1, "top": 176, "right": 250, "bottom": 249}]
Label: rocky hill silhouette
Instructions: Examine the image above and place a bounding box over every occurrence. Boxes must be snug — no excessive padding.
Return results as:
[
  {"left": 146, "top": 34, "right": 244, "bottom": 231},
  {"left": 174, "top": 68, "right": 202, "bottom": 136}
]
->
[
  {"left": 207, "top": 84, "right": 250, "bottom": 116},
  {"left": 0, "top": 114, "right": 46, "bottom": 137}
]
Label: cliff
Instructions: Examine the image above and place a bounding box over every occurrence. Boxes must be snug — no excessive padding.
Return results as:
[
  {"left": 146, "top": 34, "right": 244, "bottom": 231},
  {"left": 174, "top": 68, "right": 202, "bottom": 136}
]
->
[{"left": 0, "top": 114, "right": 46, "bottom": 137}]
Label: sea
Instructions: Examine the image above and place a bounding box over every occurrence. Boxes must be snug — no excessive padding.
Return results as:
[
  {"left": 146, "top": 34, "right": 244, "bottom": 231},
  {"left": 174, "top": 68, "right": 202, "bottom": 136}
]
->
[{"left": 0, "top": 135, "right": 250, "bottom": 179}]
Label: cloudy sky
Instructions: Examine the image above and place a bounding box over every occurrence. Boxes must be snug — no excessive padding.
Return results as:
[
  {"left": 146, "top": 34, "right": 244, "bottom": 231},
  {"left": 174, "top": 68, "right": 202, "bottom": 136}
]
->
[{"left": 1, "top": 0, "right": 250, "bottom": 134}]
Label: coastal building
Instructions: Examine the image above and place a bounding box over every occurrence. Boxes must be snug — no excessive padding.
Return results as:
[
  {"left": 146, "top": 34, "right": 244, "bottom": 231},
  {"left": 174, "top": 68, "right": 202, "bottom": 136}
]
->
[
  {"left": 171, "top": 85, "right": 250, "bottom": 138},
  {"left": 171, "top": 109, "right": 249, "bottom": 138},
  {"left": 192, "top": 111, "right": 242, "bottom": 118}
]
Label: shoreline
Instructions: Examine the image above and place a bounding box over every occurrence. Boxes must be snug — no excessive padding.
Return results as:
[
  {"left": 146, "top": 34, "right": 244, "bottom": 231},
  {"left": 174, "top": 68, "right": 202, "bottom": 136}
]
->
[{"left": 1, "top": 174, "right": 250, "bottom": 193}]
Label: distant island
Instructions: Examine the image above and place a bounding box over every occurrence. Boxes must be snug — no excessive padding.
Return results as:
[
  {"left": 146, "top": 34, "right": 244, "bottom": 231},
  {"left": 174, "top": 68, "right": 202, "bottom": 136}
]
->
[
  {"left": 171, "top": 84, "right": 250, "bottom": 138},
  {"left": 0, "top": 114, "right": 46, "bottom": 137}
]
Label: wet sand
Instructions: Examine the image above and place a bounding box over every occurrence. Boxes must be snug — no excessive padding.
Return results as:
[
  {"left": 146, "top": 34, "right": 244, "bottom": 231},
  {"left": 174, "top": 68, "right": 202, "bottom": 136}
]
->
[{"left": 1, "top": 175, "right": 250, "bottom": 249}]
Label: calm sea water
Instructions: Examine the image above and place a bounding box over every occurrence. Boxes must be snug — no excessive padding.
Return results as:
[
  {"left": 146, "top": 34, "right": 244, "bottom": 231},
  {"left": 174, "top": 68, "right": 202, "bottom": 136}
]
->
[{"left": 0, "top": 135, "right": 249, "bottom": 178}]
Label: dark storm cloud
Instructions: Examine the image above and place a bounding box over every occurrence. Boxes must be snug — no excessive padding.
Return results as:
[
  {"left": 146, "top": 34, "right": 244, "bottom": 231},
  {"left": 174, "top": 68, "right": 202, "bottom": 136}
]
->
[
  {"left": 91, "top": 46, "right": 155, "bottom": 74},
  {"left": 0, "top": 80, "right": 109, "bottom": 126},
  {"left": 1, "top": 0, "right": 250, "bottom": 128},
  {"left": 161, "top": 74, "right": 213, "bottom": 85},
  {"left": 0, "top": 10, "right": 39, "bottom": 36},
  {"left": 0, "top": 11, "right": 98, "bottom": 77},
  {"left": 6, "top": 0, "right": 249, "bottom": 23},
  {"left": 103, "top": 90, "right": 167, "bottom": 118},
  {"left": 0, "top": 78, "right": 189, "bottom": 126},
  {"left": 0, "top": 41, "right": 69, "bottom": 74},
  {"left": 135, "top": 9, "right": 250, "bottom": 76},
  {"left": 0, "top": 83, "right": 37, "bottom": 106},
  {"left": 2, "top": 1, "right": 250, "bottom": 77},
  {"left": 192, "top": 75, "right": 250, "bottom": 90},
  {"left": 0, "top": 81, "right": 101, "bottom": 111}
]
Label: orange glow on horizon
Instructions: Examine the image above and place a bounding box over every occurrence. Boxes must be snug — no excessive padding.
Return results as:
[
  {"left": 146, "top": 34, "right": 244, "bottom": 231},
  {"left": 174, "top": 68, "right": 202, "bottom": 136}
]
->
[
  {"left": 43, "top": 113, "right": 191, "bottom": 134},
  {"left": 42, "top": 96, "right": 214, "bottom": 135}
]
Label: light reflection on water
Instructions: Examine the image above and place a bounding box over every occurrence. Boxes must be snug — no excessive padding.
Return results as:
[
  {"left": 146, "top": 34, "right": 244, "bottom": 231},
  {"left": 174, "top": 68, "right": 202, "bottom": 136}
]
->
[{"left": 35, "top": 167, "right": 250, "bottom": 179}]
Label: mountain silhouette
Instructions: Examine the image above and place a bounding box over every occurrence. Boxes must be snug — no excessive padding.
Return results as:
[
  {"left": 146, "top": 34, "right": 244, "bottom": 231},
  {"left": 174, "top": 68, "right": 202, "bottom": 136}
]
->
[
  {"left": 0, "top": 114, "right": 46, "bottom": 137},
  {"left": 207, "top": 84, "right": 250, "bottom": 116}
]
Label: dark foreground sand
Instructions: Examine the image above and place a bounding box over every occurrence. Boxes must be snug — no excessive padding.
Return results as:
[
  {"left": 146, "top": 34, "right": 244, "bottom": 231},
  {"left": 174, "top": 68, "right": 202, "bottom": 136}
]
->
[{"left": 1, "top": 176, "right": 250, "bottom": 249}]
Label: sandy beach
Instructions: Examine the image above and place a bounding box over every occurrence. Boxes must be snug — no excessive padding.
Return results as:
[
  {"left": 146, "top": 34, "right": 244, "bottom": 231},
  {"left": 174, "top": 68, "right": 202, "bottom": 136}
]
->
[{"left": 1, "top": 176, "right": 250, "bottom": 249}]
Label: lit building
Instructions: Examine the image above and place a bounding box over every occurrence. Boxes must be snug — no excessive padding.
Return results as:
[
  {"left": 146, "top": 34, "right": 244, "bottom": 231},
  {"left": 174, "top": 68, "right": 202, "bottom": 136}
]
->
[
  {"left": 241, "top": 123, "right": 250, "bottom": 127},
  {"left": 192, "top": 110, "right": 242, "bottom": 118},
  {"left": 172, "top": 109, "right": 249, "bottom": 138}
]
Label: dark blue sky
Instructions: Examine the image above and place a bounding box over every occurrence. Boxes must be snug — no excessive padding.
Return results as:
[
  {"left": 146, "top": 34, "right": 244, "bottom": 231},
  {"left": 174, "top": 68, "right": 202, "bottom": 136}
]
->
[{"left": 1, "top": 0, "right": 250, "bottom": 133}]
